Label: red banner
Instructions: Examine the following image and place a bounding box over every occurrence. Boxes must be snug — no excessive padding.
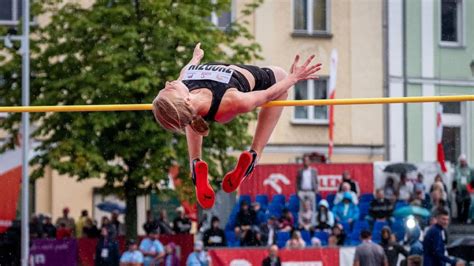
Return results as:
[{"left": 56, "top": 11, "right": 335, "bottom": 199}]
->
[
  {"left": 0, "top": 166, "right": 21, "bottom": 233},
  {"left": 239, "top": 163, "right": 373, "bottom": 199},
  {"left": 78, "top": 234, "right": 193, "bottom": 266},
  {"left": 209, "top": 247, "right": 339, "bottom": 266}
]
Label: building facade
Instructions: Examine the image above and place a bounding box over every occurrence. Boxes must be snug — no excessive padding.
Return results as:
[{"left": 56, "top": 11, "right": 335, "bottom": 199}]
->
[
  {"left": 388, "top": 0, "right": 474, "bottom": 166},
  {"left": 248, "top": 0, "right": 385, "bottom": 164}
]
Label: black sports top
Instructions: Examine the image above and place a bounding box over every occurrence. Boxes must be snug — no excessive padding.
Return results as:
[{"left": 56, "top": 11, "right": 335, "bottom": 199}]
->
[
  {"left": 182, "top": 63, "right": 276, "bottom": 122},
  {"left": 182, "top": 63, "right": 251, "bottom": 122}
]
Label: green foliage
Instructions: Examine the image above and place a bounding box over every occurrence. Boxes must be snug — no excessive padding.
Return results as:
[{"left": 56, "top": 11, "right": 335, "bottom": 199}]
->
[{"left": 0, "top": 0, "right": 262, "bottom": 238}]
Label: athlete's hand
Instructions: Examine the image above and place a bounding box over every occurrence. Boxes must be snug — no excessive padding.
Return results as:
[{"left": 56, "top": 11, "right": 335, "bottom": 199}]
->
[
  {"left": 289, "top": 54, "right": 322, "bottom": 81},
  {"left": 192, "top": 43, "right": 204, "bottom": 62}
]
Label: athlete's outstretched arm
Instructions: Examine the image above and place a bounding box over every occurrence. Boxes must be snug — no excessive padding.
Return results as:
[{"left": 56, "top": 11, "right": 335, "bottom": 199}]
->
[
  {"left": 186, "top": 125, "right": 203, "bottom": 167},
  {"left": 233, "top": 55, "right": 322, "bottom": 113},
  {"left": 178, "top": 43, "right": 204, "bottom": 81}
]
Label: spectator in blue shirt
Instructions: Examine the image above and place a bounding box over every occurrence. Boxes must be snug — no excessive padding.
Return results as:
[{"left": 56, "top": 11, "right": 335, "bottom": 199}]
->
[
  {"left": 332, "top": 192, "right": 360, "bottom": 225},
  {"left": 423, "top": 208, "right": 461, "bottom": 266},
  {"left": 186, "top": 240, "right": 210, "bottom": 266},
  {"left": 139, "top": 229, "right": 165, "bottom": 266},
  {"left": 120, "top": 239, "right": 143, "bottom": 266}
]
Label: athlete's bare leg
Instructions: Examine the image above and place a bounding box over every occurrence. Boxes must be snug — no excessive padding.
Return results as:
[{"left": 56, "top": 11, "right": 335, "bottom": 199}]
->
[
  {"left": 222, "top": 66, "right": 289, "bottom": 193},
  {"left": 250, "top": 66, "right": 288, "bottom": 156}
]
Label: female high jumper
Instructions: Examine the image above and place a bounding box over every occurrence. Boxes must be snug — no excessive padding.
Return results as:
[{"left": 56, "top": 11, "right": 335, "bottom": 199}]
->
[{"left": 153, "top": 43, "right": 322, "bottom": 209}]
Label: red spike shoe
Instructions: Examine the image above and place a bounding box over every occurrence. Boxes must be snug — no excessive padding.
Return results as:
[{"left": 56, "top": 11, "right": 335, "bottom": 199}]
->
[
  {"left": 222, "top": 150, "right": 257, "bottom": 193},
  {"left": 192, "top": 159, "right": 215, "bottom": 209}
]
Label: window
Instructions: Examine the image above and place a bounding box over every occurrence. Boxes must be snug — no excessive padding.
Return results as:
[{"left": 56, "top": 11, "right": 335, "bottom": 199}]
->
[
  {"left": 442, "top": 126, "right": 461, "bottom": 164},
  {"left": 441, "top": 102, "right": 465, "bottom": 163},
  {"left": 293, "top": 78, "right": 328, "bottom": 124},
  {"left": 293, "top": 0, "right": 330, "bottom": 35},
  {"left": 441, "top": 102, "right": 461, "bottom": 114},
  {"left": 210, "top": 0, "right": 232, "bottom": 30},
  {"left": 0, "top": 0, "right": 22, "bottom": 25},
  {"left": 440, "top": 0, "right": 464, "bottom": 45}
]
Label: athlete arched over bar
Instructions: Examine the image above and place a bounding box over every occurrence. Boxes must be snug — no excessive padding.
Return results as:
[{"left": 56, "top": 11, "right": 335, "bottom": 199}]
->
[{"left": 152, "top": 43, "right": 322, "bottom": 208}]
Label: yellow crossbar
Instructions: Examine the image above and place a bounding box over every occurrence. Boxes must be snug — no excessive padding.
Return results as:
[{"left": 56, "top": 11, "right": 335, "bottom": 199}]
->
[{"left": 0, "top": 95, "right": 473, "bottom": 113}]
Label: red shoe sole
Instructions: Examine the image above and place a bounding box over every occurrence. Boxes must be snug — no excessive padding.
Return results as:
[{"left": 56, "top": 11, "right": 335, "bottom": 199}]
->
[
  {"left": 194, "top": 161, "right": 215, "bottom": 209},
  {"left": 222, "top": 151, "right": 253, "bottom": 193}
]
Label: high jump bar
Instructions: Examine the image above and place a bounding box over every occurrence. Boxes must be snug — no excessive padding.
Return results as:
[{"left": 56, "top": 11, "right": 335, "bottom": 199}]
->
[{"left": 0, "top": 95, "right": 473, "bottom": 113}]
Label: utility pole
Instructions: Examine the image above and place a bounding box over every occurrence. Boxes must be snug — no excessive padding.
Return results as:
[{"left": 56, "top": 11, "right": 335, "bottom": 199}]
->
[{"left": 20, "top": 0, "right": 30, "bottom": 264}]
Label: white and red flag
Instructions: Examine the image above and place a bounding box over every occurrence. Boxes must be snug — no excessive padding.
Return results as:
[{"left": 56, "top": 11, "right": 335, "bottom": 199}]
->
[
  {"left": 436, "top": 104, "right": 448, "bottom": 172},
  {"left": 328, "top": 49, "right": 338, "bottom": 160}
]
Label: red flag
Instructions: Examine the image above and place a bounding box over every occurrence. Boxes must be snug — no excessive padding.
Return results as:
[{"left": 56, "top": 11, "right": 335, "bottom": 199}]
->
[
  {"left": 436, "top": 105, "right": 447, "bottom": 172},
  {"left": 328, "top": 49, "right": 338, "bottom": 160}
]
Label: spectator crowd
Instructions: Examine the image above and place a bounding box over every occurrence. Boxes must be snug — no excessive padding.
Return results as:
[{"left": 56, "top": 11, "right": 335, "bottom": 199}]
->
[{"left": 9, "top": 154, "right": 472, "bottom": 265}]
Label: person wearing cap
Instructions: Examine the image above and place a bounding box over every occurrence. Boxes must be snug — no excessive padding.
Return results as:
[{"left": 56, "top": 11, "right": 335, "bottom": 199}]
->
[
  {"left": 120, "top": 239, "right": 144, "bottom": 266},
  {"left": 55, "top": 207, "right": 75, "bottom": 235},
  {"left": 332, "top": 192, "right": 360, "bottom": 226},
  {"left": 202, "top": 216, "right": 226, "bottom": 247},
  {"left": 315, "top": 199, "right": 335, "bottom": 230},
  {"left": 455, "top": 154, "right": 472, "bottom": 223},
  {"left": 173, "top": 206, "right": 192, "bottom": 234},
  {"left": 186, "top": 240, "right": 210, "bottom": 266},
  {"left": 261, "top": 245, "right": 281, "bottom": 266},
  {"left": 139, "top": 229, "right": 165, "bottom": 266}
]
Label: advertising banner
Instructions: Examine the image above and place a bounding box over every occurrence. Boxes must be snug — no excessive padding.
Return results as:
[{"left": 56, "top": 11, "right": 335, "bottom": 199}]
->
[
  {"left": 209, "top": 247, "right": 339, "bottom": 266},
  {"left": 30, "top": 239, "right": 77, "bottom": 266},
  {"left": 239, "top": 163, "right": 374, "bottom": 199}
]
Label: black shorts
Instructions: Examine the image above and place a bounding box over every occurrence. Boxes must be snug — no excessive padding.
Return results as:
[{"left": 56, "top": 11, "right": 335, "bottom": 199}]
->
[
  {"left": 234, "top": 64, "right": 277, "bottom": 92},
  {"left": 206, "top": 63, "right": 277, "bottom": 92}
]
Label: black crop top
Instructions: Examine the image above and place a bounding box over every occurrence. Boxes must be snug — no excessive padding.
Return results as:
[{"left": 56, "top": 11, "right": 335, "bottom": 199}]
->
[{"left": 182, "top": 63, "right": 250, "bottom": 122}]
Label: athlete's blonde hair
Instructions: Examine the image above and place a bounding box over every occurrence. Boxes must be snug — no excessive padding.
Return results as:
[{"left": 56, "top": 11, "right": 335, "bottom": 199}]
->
[{"left": 152, "top": 94, "right": 209, "bottom": 136}]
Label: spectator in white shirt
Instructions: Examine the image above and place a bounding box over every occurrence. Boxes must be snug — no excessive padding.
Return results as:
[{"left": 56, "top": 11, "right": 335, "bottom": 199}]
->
[
  {"left": 334, "top": 182, "right": 359, "bottom": 205},
  {"left": 296, "top": 155, "right": 318, "bottom": 212},
  {"left": 397, "top": 174, "right": 414, "bottom": 202}
]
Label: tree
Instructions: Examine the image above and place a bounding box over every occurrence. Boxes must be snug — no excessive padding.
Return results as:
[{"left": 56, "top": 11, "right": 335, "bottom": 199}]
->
[{"left": 0, "top": 0, "right": 263, "bottom": 239}]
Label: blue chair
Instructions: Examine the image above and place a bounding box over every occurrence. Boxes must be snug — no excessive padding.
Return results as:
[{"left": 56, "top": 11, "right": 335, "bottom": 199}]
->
[
  {"left": 268, "top": 203, "right": 283, "bottom": 218},
  {"left": 353, "top": 220, "right": 370, "bottom": 231},
  {"left": 277, "top": 231, "right": 290, "bottom": 248},
  {"left": 225, "top": 230, "right": 240, "bottom": 247},
  {"left": 291, "top": 211, "right": 299, "bottom": 227},
  {"left": 272, "top": 194, "right": 286, "bottom": 205},
  {"left": 326, "top": 193, "right": 336, "bottom": 207},
  {"left": 358, "top": 202, "right": 370, "bottom": 220},
  {"left": 349, "top": 220, "right": 369, "bottom": 245},
  {"left": 359, "top": 193, "right": 374, "bottom": 203},
  {"left": 372, "top": 220, "right": 388, "bottom": 243},
  {"left": 256, "top": 194, "right": 269, "bottom": 209},
  {"left": 288, "top": 194, "right": 300, "bottom": 212},
  {"left": 316, "top": 193, "right": 322, "bottom": 205},
  {"left": 395, "top": 200, "right": 409, "bottom": 210},
  {"left": 301, "top": 230, "right": 312, "bottom": 246},
  {"left": 239, "top": 194, "right": 251, "bottom": 205},
  {"left": 391, "top": 219, "right": 406, "bottom": 241},
  {"left": 314, "top": 231, "right": 329, "bottom": 246},
  {"left": 340, "top": 221, "right": 352, "bottom": 234}
]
